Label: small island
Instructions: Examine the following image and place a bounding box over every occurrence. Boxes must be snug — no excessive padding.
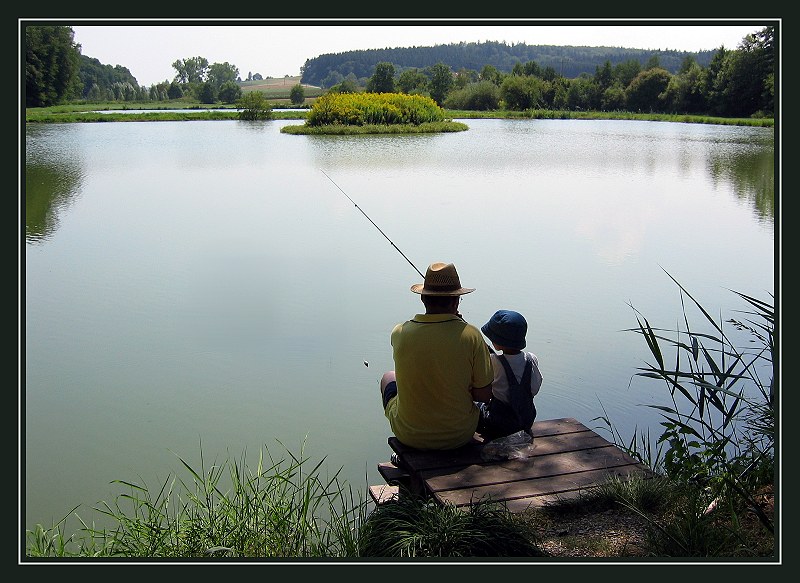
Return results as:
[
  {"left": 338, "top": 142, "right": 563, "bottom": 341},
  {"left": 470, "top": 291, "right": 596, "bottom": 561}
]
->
[{"left": 279, "top": 92, "right": 468, "bottom": 135}]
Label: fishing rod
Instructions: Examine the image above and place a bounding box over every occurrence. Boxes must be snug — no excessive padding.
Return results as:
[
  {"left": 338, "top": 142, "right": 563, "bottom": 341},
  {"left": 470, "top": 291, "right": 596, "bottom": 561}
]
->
[{"left": 321, "top": 169, "right": 424, "bottom": 279}]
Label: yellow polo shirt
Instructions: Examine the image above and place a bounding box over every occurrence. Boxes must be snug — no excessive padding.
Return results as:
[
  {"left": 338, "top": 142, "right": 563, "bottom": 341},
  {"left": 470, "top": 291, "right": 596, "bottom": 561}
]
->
[{"left": 386, "top": 313, "right": 494, "bottom": 449}]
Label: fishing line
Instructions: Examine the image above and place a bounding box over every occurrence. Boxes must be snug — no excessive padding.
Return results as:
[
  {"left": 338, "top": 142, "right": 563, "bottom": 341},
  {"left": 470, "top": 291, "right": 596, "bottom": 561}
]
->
[{"left": 321, "top": 169, "right": 424, "bottom": 278}]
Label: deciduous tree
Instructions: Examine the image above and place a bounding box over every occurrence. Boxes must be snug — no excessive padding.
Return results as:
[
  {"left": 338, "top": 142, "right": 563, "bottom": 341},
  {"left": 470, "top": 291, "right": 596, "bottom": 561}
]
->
[
  {"left": 218, "top": 81, "right": 242, "bottom": 104},
  {"left": 172, "top": 56, "right": 209, "bottom": 84},
  {"left": 625, "top": 67, "right": 672, "bottom": 113},
  {"left": 237, "top": 91, "right": 273, "bottom": 120},
  {"left": 207, "top": 62, "right": 239, "bottom": 90},
  {"left": 198, "top": 81, "right": 216, "bottom": 104},
  {"left": 366, "top": 62, "right": 395, "bottom": 93},
  {"left": 427, "top": 62, "right": 453, "bottom": 105},
  {"left": 398, "top": 68, "right": 428, "bottom": 94},
  {"left": 25, "top": 25, "right": 81, "bottom": 107},
  {"left": 290, "top": 83, "right": 305, "bottom": 105}
]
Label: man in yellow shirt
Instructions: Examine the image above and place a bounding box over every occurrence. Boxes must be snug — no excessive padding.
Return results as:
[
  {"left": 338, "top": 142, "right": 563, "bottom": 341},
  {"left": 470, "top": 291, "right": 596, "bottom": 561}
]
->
[{"left": 380, "top": 262, "right": 494, "bottom": 450}]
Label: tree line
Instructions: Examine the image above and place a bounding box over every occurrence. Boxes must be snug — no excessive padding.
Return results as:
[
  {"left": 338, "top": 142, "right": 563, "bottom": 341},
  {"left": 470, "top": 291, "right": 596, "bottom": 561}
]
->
[
  {"left": 300, "top": 40, "right": 718, "bottom": 88},
  {"left": 325, "top": 27, "right": 774, "bottom": 118},
  {"left": 24, "top": 26, "right": 249, "bottom": 107},
  {"left": 24, "top": 24, "right": 774, "bottom": 119}
]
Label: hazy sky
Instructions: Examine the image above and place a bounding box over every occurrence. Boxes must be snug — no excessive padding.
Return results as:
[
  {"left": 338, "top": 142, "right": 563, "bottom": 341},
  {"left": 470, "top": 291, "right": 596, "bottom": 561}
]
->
[{"left": 58, "top": 19, "right": 770, "bottom": 87}]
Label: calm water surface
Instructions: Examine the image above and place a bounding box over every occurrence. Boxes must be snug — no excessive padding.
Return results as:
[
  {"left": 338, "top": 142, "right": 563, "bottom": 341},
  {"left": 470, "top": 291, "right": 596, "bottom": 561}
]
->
[{"left": 24, "top": 118, "right": 775, "bottom": 533}]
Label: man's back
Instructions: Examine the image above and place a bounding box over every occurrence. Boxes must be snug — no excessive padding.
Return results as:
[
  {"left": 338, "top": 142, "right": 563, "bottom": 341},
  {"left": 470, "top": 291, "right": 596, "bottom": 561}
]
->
[{"left": 387, "top": 313, "right": 494, "bottom": 449}]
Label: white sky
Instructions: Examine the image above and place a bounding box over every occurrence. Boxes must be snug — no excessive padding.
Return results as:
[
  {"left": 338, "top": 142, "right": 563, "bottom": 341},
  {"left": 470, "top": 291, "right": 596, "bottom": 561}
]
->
[{"left": 51, "top": 19, "right": 772, "bottom": 87}]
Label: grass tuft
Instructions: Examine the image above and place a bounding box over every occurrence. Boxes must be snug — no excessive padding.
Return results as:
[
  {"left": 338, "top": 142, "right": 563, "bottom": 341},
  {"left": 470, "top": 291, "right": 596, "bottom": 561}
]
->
[
  {"left": 357, "top": 490, "right": 546, "bottom": 557},
  {"left": 25, "top": 440, "right": 369, "bottom": 558}
]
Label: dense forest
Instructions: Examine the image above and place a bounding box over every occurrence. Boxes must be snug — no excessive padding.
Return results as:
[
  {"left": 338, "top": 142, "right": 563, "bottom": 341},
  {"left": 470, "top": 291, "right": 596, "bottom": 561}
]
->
[
  {"left": 24, "top": 24, "right": 776, "bottom": 119},
  {"left": 299, "top": 41, "right": 717, "bottom": 88}
]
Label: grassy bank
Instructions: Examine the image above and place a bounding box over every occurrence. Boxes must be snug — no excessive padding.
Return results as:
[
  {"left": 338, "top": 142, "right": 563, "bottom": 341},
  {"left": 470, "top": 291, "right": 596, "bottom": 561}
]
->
[
  {"left": 24, "top": 100, "right": 308, "bottom": 123},
  {"left": 280, "top": 121, "right": 469, "bottom": 135},
  {"left": 25, "top": 100, "right": 774, "bottom": 128},
  {"left": 24, "top": 444, "right": 774, "bottom": 559},
  {"left": 446, "top": 109, "right": 774, "bottom": 127}
]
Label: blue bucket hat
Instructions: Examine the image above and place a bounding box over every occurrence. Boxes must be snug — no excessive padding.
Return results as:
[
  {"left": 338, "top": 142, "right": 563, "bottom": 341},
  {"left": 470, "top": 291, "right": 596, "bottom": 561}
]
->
[{"left": 481, "top": 310, "right": 527, "bottom": 350}]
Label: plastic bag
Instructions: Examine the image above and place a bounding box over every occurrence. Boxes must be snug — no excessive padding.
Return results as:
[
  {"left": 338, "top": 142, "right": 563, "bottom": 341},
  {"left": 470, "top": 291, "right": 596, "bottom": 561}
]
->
[{"left": 480, "top": 430, "right": 536, "bottom": 461}]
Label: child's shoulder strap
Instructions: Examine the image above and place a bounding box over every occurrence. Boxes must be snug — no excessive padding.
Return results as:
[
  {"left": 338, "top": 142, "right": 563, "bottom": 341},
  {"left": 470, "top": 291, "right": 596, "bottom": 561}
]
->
[
  {"left": 498, "top": 354, "right": 533, "bottom": 386},
  {"left": 496, "top": 354, "right": 519, "bottom": 386},
  {"left": 520, "top": 354, "right": 533, "bottom": 387},
  {"left": 501, "top": 353, "right": 533, "bottom": 388}
]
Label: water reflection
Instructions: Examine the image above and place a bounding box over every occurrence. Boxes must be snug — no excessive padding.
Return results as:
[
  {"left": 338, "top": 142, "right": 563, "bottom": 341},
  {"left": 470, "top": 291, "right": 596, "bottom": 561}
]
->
[
  {"left": 24, "top": 156, "right": 84, "bottom": 244},
  {"left": 708, "top": 144, "right": 774, "bottom": 228},
  {"left": 24, "top": 120, "right": 774, "bottom": 246}
]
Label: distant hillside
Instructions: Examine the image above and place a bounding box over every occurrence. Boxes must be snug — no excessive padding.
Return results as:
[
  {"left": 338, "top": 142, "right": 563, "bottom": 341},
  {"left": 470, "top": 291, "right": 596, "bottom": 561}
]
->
[
  {"left": 79, "top": 54, "right": 139, "bottom": 94},
  {"left": 300, "top": 40, "right": 716, "bottom": 88},
  {"left": 239, "top": 76, "right": 318, "bottom": 90}
]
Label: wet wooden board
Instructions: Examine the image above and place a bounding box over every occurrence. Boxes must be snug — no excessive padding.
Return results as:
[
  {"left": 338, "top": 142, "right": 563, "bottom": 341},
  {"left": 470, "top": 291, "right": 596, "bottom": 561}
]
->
[
  {"left": 374, "top": 417, "right": 656, "bottom": 511},
  {"left": 368, "top": 484, "right": 400, "bottom": 505}
]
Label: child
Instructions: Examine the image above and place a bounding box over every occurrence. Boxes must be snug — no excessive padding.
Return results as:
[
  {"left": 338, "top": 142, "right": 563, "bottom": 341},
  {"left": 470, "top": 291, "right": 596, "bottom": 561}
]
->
[{"left": 477, "top": 310, "right": 543, "bottom": 440}]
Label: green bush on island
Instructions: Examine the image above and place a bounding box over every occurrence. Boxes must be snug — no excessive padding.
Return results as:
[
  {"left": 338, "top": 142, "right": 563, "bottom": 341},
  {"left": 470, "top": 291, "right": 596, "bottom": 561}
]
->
[
  {"left": 306, "top": 92, "right": 446, "bottom": 127},
  {"left": 280, "top": 91, "right": 468, "bottom": 135},
  {"left": 237, "top": 91, "right": 273, "bottom": 121}
]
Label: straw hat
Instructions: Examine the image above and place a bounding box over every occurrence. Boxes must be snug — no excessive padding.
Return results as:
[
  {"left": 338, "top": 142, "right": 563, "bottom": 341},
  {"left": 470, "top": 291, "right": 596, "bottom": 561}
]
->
[{"left": 410, "top": 262, "right": 475, "bottom": 296}]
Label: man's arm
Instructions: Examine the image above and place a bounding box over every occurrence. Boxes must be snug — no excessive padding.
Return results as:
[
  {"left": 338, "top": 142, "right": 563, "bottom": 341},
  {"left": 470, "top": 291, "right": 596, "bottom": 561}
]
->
[{"left": 471, "top": 383, "right": 492, "bottom": 403}]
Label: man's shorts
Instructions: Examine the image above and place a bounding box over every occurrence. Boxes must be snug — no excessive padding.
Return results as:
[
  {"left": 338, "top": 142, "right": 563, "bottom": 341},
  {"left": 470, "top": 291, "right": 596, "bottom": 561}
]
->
[{"left": 382, "top": 380, "right": 398, "bottom": 410}]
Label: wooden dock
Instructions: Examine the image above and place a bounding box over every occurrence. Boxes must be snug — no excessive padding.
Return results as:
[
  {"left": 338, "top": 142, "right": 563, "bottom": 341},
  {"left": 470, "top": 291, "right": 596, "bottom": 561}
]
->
[{"left": 370, "top": 417, "right": 656, "bottom": 512}]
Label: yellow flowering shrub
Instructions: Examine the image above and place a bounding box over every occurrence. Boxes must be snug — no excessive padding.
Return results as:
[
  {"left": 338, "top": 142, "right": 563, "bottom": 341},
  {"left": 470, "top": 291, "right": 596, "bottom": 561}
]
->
[{"left": 306, "top": 92, "right": 445, "bottom": 127}]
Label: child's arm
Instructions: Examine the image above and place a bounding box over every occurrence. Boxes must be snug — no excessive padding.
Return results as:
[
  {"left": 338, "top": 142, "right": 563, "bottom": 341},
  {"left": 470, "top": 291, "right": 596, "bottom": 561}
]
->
[{"left": 471, "top": 383, "right": 492, "bottom": 403}]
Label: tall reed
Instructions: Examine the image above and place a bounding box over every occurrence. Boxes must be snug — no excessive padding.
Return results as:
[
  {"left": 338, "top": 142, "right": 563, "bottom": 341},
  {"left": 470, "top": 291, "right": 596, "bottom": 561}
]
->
[
  {"left": 596, "top": 269, "right": 775, "bottom": 556},
  {"left": 25, "top": 440, "right": 369, "bottom": 558}
]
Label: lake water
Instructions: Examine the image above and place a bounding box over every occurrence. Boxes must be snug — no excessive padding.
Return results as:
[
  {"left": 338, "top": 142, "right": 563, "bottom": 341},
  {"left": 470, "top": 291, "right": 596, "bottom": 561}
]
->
[
  {"left": 23, "top": 118, "right": 775, "bottom": 535},
  {"left": 88, "top": 108, "right": 309, "bottom": 114}
]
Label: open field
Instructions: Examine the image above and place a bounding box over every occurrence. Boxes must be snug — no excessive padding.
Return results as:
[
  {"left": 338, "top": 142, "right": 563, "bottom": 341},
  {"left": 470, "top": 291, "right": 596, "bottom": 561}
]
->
[
  {"left": 239, "top": 75, "right": 322, "bottom": 103},
  {"left": 240, "top": 75, "right": 297, "bottom": 88}
]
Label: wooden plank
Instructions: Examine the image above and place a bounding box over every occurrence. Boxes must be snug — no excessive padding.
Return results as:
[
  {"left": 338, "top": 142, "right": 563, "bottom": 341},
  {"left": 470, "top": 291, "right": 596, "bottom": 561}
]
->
[
  {"left": 379, "top": 418, "right": 656, "bottom": 514},
  {"left": 389, "top": 427, "right": 614, "bottom": 472},
  {"left": 386, "top": 418, "right": 593, "bottom": 464},
  {"left": 421, "top": 445, "right": 646, "bottom": 492},
  {"left": 432, "top": 464, "right": 654, "bottom": 508},
  {"left": 528, "top": 417, "right": 593, "bottom": 437},
  {"left": 388, "top": 436, "right": 484, "bottom": 469},
  {"left": 377, "top": 461, "right": 410, "bottom": 484},
  {"left": 369, "top": 484, "right": 399, "bottom": 505}
]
